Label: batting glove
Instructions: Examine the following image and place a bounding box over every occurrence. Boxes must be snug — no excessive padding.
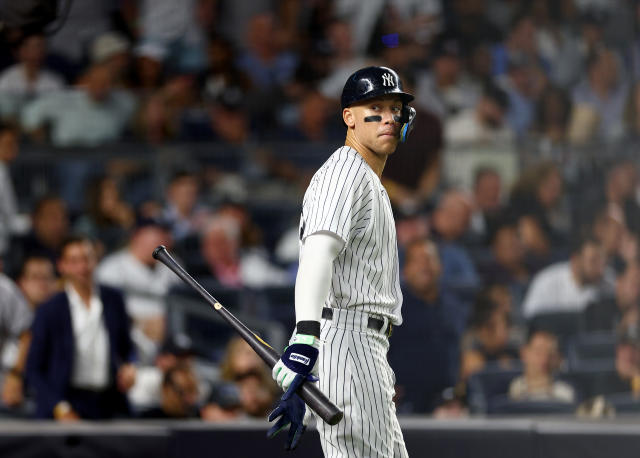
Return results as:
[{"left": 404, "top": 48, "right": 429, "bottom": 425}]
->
[
  {"left": 272, "top": 334, "right": 319, "bottom": 392},
  {"left": 267, "top": 372, "right": 316, "bottom": 450}
]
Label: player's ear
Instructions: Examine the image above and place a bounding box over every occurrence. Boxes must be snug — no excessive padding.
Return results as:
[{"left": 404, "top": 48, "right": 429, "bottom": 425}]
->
[{"left": 343, "top": 108, "right": 355, "bottom": 128}]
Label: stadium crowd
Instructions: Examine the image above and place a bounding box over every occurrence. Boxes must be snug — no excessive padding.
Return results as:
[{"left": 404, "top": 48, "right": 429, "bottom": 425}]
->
[{"left": 1, "top": 0, "right": 640, "bottom": 421}]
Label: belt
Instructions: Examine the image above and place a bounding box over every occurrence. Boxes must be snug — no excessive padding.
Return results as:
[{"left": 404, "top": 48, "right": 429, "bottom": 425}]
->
[{"left": 322, "top": 307, "right": 393, "bottom": 338}]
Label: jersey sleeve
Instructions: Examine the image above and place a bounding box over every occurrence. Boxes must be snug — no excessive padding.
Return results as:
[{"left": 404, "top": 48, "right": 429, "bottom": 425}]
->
[{"left": 301, "top": 153, "right": 373, "bottom": 245}]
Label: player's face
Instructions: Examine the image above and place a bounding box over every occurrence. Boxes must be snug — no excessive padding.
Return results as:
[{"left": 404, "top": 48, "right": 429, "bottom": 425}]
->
[{"left": 347, "top": 96, "right": 402, "bottom": 155}]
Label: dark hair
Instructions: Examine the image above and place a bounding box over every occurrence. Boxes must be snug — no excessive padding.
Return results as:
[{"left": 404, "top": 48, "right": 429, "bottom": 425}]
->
[
  {"left": 569, "top": 233, "right": 600, "bottom": 257},
  {"left": 32, "top": 194, "right": 64, "bottom": 217},
  {"left": 473, "top": 166, "right": 500, "bottom": 188},
  {"left": 17, "top": 255, "right": 53, "bottom": 279},
  {"left": 524, "top": 326, "right": 557, "bottom": 345},
  {"left": 482, "top": 81, "right": 509, "bottom": 110},
  {"left": 59, "top": 235, "right": 94, "bottom": 258},
  {"left": 468, "top": 291, "right": 502, "bottom": 329}
]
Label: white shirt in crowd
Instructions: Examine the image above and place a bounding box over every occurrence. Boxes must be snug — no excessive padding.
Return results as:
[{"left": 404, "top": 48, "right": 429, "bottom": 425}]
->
[
  {"left": 0, "top": 64, "right": 64, "bottom": 95},
  {"left": 66, "top": 283, "right": 109, "bottom": 390},
  {"left": 522, "top": 262, "right": 611, "bottom": 318},
  {"left": 96, "top": 249, "right": 179, "bottom": 320}
]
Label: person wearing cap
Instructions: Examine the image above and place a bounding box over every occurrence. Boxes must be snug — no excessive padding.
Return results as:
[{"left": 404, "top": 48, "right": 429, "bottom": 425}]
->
[
  {"left": 95, "top": 217, "right": 179, "bottom": 365},
  {"left": 90, "top": 32, "right": 130, "bottom": 88},
  {"left": 267, "top": 66, "right": 414, "bottom": 455},
  {"left": 445, "top": 80, "right": 514, "bottom": 146}
]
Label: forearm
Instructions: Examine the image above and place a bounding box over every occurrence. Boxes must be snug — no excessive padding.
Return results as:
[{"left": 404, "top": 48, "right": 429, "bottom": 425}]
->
[
  {"left": 12, "top": 331, "right": 31, "bottom": 373},
  {"left": 294, "top": 232, "right": 344, "bottom": 336}
]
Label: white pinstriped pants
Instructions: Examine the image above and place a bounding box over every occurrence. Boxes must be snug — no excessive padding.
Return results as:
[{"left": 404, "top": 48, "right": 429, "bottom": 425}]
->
[{"left": 315, "top": 308, "right": 409, "bottom": 458}]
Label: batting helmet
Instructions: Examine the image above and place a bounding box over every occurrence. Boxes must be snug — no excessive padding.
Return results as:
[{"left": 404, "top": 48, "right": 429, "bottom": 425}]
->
[{"left": 341, "top": 66, "right": 414, "bottom": 110}]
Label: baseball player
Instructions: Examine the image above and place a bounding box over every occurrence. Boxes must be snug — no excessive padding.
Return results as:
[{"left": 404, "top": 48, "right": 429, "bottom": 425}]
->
[{"left": 267, "top": 66, "right": 416, "bottom": 456}]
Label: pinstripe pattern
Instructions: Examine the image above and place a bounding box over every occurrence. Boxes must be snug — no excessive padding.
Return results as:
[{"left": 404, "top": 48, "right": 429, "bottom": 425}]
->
[
  {"left": 301, "top": 147, "right": 403, "bottom": 326},
  {"left": 301, "top": 146, "right": 407, "bottom": 457},
  {"left": 315, "top": 309, "right": 408, "bottom": 457}
]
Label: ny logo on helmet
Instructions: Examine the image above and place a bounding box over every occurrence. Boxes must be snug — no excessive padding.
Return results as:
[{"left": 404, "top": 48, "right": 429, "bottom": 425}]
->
[{"left": 382, "top": 73, "right": 394, "bottom": 87}]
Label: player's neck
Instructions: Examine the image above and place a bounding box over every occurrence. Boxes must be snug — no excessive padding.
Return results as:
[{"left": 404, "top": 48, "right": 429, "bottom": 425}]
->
[{"left": 345, "top": 137, "right": 387, "bottom": 178}]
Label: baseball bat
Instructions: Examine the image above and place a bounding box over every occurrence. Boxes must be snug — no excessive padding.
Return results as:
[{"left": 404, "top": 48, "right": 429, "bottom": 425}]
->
[{"left": 152, "top": 245, "right": 343, "bottom": 426}]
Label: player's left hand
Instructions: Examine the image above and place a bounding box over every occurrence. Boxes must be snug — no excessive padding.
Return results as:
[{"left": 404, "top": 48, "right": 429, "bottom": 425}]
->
[
  {"left": 267, "top": 373, "right": 316, "bottom": 450},
  {"left": 272, "top": 334, "right": 319, "bottom": 392}
]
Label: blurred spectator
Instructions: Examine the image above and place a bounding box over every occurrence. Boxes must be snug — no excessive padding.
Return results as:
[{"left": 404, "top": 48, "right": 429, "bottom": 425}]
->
[
  {"left": 201, "top": 368, "right": 277, "bottom": 421},
  {"left": 389, "top": 238, "right": 471, "bottom": 413},
  {"left": 415, "top": 33, "right": 479, "bottom": 120},
  {"left": 508, "top": 329, "right": 575, "bottom": 402},
  {"left": 46, "top": 0, "right": 115, "bottom": 78},
  {"left": 592, "top": 324, "right": 640, "bottom": 396},
  {"left": 0, "top": 272, "right": 33, "bottom": 410},
  {"left": 509, "top": 161, "right": 568, "bottom": 264},
  {"left": 0, "top": 123, "right": 19, "bottom": 258},
  {"left": 21, "top": 64, "right": 136, "bottom": 147},
  {"left": 522, "top": 235, "right": 612, "bottom": 319},
  {"left": 140, "top": 363, "right": 200, "bottom": 419},
  {"left": 276, "top": 90, "right": 343, "bottom": 142},
  {"left": 90, "top": 32, "right": 131, "bottom": 88},
  {"left": 135, "top": 0, "right": 210, "bottom": 73},
  {"left": 445, "top": 81, "right": 514, "bottom": 146},
  {"left": 74, "top": 176, "right": 135, "bottom": 254},
  {"left": 469, "top": 167, "right": 503, "bottom": 241},
  {"left": 8, "top": 196, "right": 69, "bottom": 278},
  {"left": 480, "top": 218, "right": 530, "bottom": 306},
  {"left": 203, "top": 34, "right": 251, "bottom": 101},
  {"left": 16, "top": 256, "right": 57, "bottom": 310},
  {"left": 569, "top": 47, "right": 629, "bottom": 144},
  {"left": 161, "top": 171, "right": 210, "bottom": 242},
  {"left": 450, "top": 0, "right": 502, "bottom": 49},
  {"left": 26, "top": 236, "right": 136, "bottom": 420},
  {"left": 429, "top": 190, "right": 480, "bottom": 297},
  {"left": 0, "top": 33, "right": 64, "bottom": 120},
  {"left": 201, "top": 336, "right": 276, "bottom": 421},
  {"left": 129, "top": 333, "right": 198, "bottom": 412},
  {"left": 199, "top": 214, "right": 289, "bottom": 288},
  {"left": 533, "top": 86, "right": 572, "bottom": 151},
  {"left": 498, "top": 56, "right": 548, "bottom": 137},
  {"left": 236, "top": 13, "right": 297, "bottom": 92},
  {"left": 585, "top": 261, "right": 640, "bottom": 333},
  {"left": 602, "top": 159, "right": 640, "bottom": 235},
  {"left": 460, "top": 291, "right": 520, "bottom": 382},
  {"left": 96, "top": 218, "right": 178, "bottom": 364},
  {"left": 490, "top": 13, "right": 547, "bottom": 77},
  {"left": 318, "top": 19, "right": 369, "bottom": 102},
  {"left": 181, "top": 86, "right": 251, "bottom": 143}
]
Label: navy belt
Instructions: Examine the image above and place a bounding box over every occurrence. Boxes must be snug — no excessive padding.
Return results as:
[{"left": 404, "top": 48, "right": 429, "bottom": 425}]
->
[{"left": 322, "top": 307, "right": 393, "bottom": 337}]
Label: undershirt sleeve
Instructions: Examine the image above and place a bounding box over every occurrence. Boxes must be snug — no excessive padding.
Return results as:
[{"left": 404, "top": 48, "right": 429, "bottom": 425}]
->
[{"left": 294, "top": 232, "right": 344, "bottom": 324}]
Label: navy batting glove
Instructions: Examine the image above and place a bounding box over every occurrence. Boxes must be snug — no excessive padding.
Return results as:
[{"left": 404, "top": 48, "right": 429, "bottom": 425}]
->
[
  {"left": 272, "top": 334, "right": 319, "bottom": 392},
  {"left": 267, "top": 373, "right": 317, "bottom": 450}
]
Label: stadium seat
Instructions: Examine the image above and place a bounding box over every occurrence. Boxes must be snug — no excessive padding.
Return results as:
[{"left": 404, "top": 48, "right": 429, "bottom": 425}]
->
[
  {"left": 566, "top": 332, "right": 616, "bottom": 371},
  {"left": 467, "top": 365, "right": 523, "bottom": 414},
  {"left": 487, "top": 394, "right": 577, "bottom": 415}
]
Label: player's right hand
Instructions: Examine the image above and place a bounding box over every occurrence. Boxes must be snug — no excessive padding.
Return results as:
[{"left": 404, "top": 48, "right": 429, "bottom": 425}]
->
[{"left": 272, "top": 333, "right": 319, "bottom": 392}]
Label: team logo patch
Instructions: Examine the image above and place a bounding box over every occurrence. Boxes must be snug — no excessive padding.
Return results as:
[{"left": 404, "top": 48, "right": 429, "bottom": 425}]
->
[
  {"left": 382, "top": 73, "right": 394, "bottom": 86},
  {"left": 289, "top": 353, "right": 311, "bottom": 366}
]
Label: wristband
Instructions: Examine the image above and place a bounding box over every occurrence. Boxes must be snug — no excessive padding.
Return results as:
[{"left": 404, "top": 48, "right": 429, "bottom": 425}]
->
[{"left": 296, "top": 321, "right": 320, "bottom": 338}]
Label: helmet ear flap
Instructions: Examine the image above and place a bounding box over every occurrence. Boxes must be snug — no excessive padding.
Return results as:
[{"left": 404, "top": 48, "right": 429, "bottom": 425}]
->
[{"left": 395, "top": 106, "right": 416, "bottom": 143}]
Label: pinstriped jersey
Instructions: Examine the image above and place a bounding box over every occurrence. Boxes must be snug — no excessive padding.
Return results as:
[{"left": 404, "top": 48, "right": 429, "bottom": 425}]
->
[{"left": 299, "top": 146, "right": 403, "bottom": 325}]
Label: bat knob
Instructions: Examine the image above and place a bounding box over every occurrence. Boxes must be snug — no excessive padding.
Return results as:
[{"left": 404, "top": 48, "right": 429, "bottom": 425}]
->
[{"left": 152, "top": 245, "right": 167, "bottom": 260}]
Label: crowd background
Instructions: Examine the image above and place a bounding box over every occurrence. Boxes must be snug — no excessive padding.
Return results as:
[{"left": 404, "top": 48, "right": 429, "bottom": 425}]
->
[{"left": 1, "top": 0, "right": 640, "bottom": 422}]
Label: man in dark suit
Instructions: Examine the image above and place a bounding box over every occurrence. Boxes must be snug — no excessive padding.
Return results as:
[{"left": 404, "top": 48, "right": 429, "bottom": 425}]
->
[{"left": 26, "top": 236, "right": 136, "bottom": 420}]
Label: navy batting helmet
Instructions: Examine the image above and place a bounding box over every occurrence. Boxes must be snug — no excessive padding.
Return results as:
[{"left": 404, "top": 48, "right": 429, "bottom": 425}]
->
[{"left": 341, "top": 66, "right": 414, "bottom": 110}]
